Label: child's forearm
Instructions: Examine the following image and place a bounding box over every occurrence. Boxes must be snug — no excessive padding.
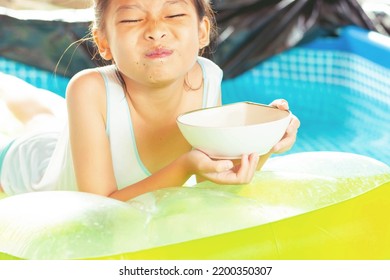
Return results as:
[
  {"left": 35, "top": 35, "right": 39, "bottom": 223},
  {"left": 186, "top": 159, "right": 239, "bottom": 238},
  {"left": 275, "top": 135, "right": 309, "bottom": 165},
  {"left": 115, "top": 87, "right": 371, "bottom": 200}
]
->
[{"left": 108, "top": 154, "right": 191, "bottom": 201}]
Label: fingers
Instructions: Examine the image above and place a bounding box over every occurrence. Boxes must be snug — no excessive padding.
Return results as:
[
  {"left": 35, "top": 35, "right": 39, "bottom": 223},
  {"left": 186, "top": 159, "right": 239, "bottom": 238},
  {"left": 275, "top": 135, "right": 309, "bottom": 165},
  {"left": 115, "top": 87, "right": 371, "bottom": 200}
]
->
[
  {"left": 235, "top": 153, "right": 259, "bottom": 184},
  {"left": 288, "top": 114, "right": 301, "bottom": 136},
  {"left": 272, "top": 114, "right": 300, "bottom": 153},
  {"left": 269, "top": 99, "right": 289, "bottom": 111},
  {"left": 214, "top": 160, "right": 234, "bottom": 172},
  {"left": 191, "top": 150, "right": 234, "bottom": 173},
  {"left": 214, "top": 153, "right": 259, "bottom": 184},
  {"left": 196, "top": 152, "right": 259, "bottom": 185},
  {"left": 272, "top": 132, "right": 296, "bottom": 153}
]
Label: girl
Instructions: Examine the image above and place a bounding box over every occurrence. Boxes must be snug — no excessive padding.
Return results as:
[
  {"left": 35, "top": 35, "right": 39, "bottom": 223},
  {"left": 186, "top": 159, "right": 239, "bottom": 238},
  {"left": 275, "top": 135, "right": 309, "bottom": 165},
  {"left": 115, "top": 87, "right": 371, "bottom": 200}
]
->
[{"left": 0, "top": 0, "right": 300, "bottom": 201}]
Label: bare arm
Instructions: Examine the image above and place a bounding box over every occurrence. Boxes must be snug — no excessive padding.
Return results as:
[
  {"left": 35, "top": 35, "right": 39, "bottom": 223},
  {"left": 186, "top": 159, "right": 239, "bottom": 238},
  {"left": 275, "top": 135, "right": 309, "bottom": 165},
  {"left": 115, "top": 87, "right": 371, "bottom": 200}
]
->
[
  {"left": 67, "top": 70, "right": 118, "bottom": 197},
  {"left": 67, "top": 70, "right": 198, "bottom": 201}
]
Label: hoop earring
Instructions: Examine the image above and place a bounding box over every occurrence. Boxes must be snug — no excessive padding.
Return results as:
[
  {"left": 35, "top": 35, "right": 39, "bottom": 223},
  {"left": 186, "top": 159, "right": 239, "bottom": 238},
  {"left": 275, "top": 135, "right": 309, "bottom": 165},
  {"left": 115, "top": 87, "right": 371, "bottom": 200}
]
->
[
  {"left": 184, "top": 72, "right": 203, "bottom": 92},
  {"left": 115, "top": 66, "right": 130, "bottom": 97}
]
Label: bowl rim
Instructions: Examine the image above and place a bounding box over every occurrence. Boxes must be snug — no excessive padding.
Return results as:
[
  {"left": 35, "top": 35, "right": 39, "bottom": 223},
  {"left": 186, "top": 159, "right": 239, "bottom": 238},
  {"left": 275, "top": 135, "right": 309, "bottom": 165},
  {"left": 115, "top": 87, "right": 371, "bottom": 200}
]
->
[{"left": 176, "top": 101, "right": 291, "bottom": 129}]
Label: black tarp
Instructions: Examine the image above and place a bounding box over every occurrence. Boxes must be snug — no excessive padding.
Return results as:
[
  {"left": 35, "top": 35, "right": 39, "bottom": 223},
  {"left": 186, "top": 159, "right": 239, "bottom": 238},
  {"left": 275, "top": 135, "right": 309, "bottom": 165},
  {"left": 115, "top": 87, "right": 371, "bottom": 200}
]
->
[
  {"left": 0, "top": 8, "right": 97, "bottom": 77},
  {"left": 0, "top": 0, "right": 386, "bottom": 79},
  {"left": 210, "top": 0, "right": 379, "bottom": 78}
]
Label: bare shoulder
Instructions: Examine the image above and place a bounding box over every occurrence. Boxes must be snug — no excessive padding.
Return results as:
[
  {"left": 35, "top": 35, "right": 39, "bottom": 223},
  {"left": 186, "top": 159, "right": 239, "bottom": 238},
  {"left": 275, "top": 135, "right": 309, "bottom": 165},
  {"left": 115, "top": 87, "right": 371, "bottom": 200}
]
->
[
  {"left": 66, "top": 68, "right": 104, "bottom": 99},
  {"left": 65, "top": 67, "right": 109, "bottom": 123},
  {"left": 66, "top": 68, "right": 107, "bottom": 109}
]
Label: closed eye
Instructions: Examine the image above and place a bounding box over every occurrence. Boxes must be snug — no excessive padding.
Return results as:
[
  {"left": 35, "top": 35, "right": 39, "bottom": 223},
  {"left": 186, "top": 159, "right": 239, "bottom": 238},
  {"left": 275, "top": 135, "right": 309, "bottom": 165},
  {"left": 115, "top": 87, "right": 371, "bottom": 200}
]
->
[
  {"left": 166, "top": 14, "right": 186, "bottom": 19},
  {"left": 120, "top": 19, "right": 143, "bottom": 23}
]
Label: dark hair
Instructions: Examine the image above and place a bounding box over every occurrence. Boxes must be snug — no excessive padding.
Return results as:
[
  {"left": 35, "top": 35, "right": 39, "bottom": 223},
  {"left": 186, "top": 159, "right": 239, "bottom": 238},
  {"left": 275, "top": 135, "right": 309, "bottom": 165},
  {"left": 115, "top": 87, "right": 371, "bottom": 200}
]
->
[
  {"left": 91, "top": 0, "right": 109, "bottom": 34},
  {"left": 91, "top": 0, "right": 217, "bottom": 92},
  {"left": 91, "top": 0, "right": 217, "bottom": 55}
]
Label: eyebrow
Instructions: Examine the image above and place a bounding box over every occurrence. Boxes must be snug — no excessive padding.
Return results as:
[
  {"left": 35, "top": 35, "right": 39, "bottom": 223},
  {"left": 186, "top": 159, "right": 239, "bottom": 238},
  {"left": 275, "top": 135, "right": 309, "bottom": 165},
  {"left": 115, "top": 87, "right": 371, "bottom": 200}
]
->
[
  {"left": 165, "top": 0, "right": 189, "bottom": 5},
  {"left": 115, "top": 4, "right": 141, "bottom": 14},
  {"left": 115, "top": 0, "right": 189, "bottom": 13}
]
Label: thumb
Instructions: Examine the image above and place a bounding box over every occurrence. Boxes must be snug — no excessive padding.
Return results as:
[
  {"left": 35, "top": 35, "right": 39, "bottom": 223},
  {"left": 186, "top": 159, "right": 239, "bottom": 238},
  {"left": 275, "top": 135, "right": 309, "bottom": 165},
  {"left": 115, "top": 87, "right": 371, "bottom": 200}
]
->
[
  {"left": 214, "top": 160, "right": 234, "bottom": 172},
  {"left": 200, "top": 159, "right": 233, "bottom": 173}
]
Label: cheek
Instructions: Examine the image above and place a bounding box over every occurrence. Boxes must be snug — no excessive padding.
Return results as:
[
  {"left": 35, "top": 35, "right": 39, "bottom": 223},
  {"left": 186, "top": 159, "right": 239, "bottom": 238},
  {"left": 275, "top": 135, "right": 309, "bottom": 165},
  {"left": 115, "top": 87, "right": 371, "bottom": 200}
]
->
[
  {"left": 108, "top": 30, "right": 138, "bottom": 59},
  {"left": 181, "top": 33, "right": 202, "bottom": 55}
]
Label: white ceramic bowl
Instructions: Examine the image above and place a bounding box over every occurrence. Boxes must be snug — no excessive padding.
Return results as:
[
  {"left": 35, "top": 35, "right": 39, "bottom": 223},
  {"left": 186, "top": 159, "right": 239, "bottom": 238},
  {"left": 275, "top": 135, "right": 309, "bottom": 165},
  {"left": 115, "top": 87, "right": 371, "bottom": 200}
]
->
[{"left": 177, "top": 102, "right": 292, "bottom": 159}]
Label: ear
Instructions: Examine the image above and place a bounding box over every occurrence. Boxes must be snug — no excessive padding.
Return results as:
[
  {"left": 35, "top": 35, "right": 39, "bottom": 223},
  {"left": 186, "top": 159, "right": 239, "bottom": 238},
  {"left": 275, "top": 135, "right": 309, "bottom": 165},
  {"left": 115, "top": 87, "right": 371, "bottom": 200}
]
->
[
  {"left": 198, "top": 16, "right": 211, "bottom": 50},
  {"left": 93, "top": 29, "right": 113, "bottom": 60}
]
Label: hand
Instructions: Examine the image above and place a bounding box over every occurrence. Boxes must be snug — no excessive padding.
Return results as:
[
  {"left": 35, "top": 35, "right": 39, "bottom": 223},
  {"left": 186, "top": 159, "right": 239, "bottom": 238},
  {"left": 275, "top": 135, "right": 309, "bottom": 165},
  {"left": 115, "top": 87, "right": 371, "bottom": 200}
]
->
[
  {"left": 187, "top": 150, "right": 259, "bottom": 185},
  {"left": 269, "top": 99, "right": 300, "bottom": 153}
]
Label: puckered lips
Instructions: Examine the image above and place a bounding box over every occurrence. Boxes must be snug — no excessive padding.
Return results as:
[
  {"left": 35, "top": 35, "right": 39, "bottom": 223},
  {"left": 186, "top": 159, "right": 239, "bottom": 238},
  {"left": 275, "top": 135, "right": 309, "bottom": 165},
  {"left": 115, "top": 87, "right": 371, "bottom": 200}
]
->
[{"left": 145, "top": 46, "right": 174, "bottom": 59}]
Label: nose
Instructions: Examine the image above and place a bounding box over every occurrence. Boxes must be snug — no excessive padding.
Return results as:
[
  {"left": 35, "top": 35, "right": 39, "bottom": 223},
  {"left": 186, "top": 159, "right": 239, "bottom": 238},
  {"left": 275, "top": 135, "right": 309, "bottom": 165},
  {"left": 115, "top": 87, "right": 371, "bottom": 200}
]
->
[{"left": 145, "top": 20, "right": 167, "bottom": 41}]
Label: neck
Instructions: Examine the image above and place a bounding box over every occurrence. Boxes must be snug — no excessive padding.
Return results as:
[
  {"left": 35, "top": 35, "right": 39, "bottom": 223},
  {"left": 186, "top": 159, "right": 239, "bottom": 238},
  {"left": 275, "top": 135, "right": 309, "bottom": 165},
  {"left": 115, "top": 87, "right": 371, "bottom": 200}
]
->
[
  {"left": 126, "top": 77, "right": 186, "bottom": 123},
  {"left": 122, "top": 62, "right": 203, "bottom": 122}
]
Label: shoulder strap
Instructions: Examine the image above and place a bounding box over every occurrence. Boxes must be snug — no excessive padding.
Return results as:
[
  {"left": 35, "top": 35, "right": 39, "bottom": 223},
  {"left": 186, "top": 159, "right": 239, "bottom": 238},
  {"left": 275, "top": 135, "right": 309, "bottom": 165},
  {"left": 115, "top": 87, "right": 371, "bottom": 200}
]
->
[
  {"left": 198, "top": 57, "right": 223, "bottom": 108},
  {"left": 97, "top": 66, "right": 149, "bottom": 189}
]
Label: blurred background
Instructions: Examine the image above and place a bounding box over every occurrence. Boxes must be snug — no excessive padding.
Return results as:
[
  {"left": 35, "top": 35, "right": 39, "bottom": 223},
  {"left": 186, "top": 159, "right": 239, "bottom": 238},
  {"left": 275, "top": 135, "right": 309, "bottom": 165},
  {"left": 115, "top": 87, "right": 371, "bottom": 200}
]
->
[
  {"left": 0, "top": 0, "right": 91, "bottom": 9},
  {"left": 1, "top": 0, "right": 389, "bottom": 78}
]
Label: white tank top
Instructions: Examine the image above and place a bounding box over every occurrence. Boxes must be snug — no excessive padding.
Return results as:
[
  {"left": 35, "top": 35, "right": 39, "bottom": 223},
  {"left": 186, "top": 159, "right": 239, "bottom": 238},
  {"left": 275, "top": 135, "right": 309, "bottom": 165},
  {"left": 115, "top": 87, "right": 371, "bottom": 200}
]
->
[
  {"left": 1, "top": 57, "right": 223, "bottom": 194},
  {"left": 99, "top": 57, "right": 222, "bottom": 189}
]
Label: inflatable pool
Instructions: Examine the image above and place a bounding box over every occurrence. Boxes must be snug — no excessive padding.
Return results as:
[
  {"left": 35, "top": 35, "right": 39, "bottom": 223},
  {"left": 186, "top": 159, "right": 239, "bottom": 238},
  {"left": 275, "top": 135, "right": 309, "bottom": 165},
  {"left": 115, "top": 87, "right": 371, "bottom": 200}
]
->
[
  {"left": 222, "top": 26, "right": 390, "bottom": 165},
  {"left": 1, "top": 152, "right": 389, "bottom": 260}
]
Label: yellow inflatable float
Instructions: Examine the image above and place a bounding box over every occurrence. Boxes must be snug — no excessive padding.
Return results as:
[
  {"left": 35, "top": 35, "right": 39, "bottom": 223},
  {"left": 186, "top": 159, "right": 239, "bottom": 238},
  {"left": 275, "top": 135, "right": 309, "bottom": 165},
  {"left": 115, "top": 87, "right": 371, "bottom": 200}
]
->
[{"left": 0, "top": 152, "right": 389, "bottom": 260}]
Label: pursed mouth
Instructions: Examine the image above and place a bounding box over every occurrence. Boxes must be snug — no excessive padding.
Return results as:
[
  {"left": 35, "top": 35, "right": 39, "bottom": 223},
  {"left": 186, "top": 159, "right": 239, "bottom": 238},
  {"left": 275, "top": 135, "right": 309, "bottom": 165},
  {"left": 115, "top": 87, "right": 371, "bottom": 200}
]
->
[{"left": 145, "top": 47, "right": 173, "bottom": 59}]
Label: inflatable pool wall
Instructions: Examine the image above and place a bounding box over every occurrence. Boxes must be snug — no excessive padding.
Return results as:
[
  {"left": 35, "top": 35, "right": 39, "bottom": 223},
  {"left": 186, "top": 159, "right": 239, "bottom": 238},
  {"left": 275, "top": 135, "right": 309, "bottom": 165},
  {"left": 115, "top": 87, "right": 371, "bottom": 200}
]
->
[
  {"left": 1, "top": 152, "right": 389, "bottom": 260},
  {"left": 222, "top": 26, "right": 390, "bottom": 165}
]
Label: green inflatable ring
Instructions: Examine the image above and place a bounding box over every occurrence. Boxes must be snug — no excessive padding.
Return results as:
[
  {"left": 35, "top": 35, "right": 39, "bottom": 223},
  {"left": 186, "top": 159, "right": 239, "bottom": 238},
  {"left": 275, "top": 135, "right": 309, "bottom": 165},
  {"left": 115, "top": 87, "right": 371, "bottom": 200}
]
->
[{"left": 0, "top": 152, "right": 389, "bottom": 260}]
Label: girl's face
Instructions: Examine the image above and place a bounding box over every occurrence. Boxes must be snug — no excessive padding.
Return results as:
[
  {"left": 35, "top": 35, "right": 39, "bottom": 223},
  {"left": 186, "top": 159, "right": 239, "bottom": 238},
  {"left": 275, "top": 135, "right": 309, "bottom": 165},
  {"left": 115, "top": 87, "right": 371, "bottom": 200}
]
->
[{"left": 95, "top": 0, "right": 210, "bottom": 87}]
